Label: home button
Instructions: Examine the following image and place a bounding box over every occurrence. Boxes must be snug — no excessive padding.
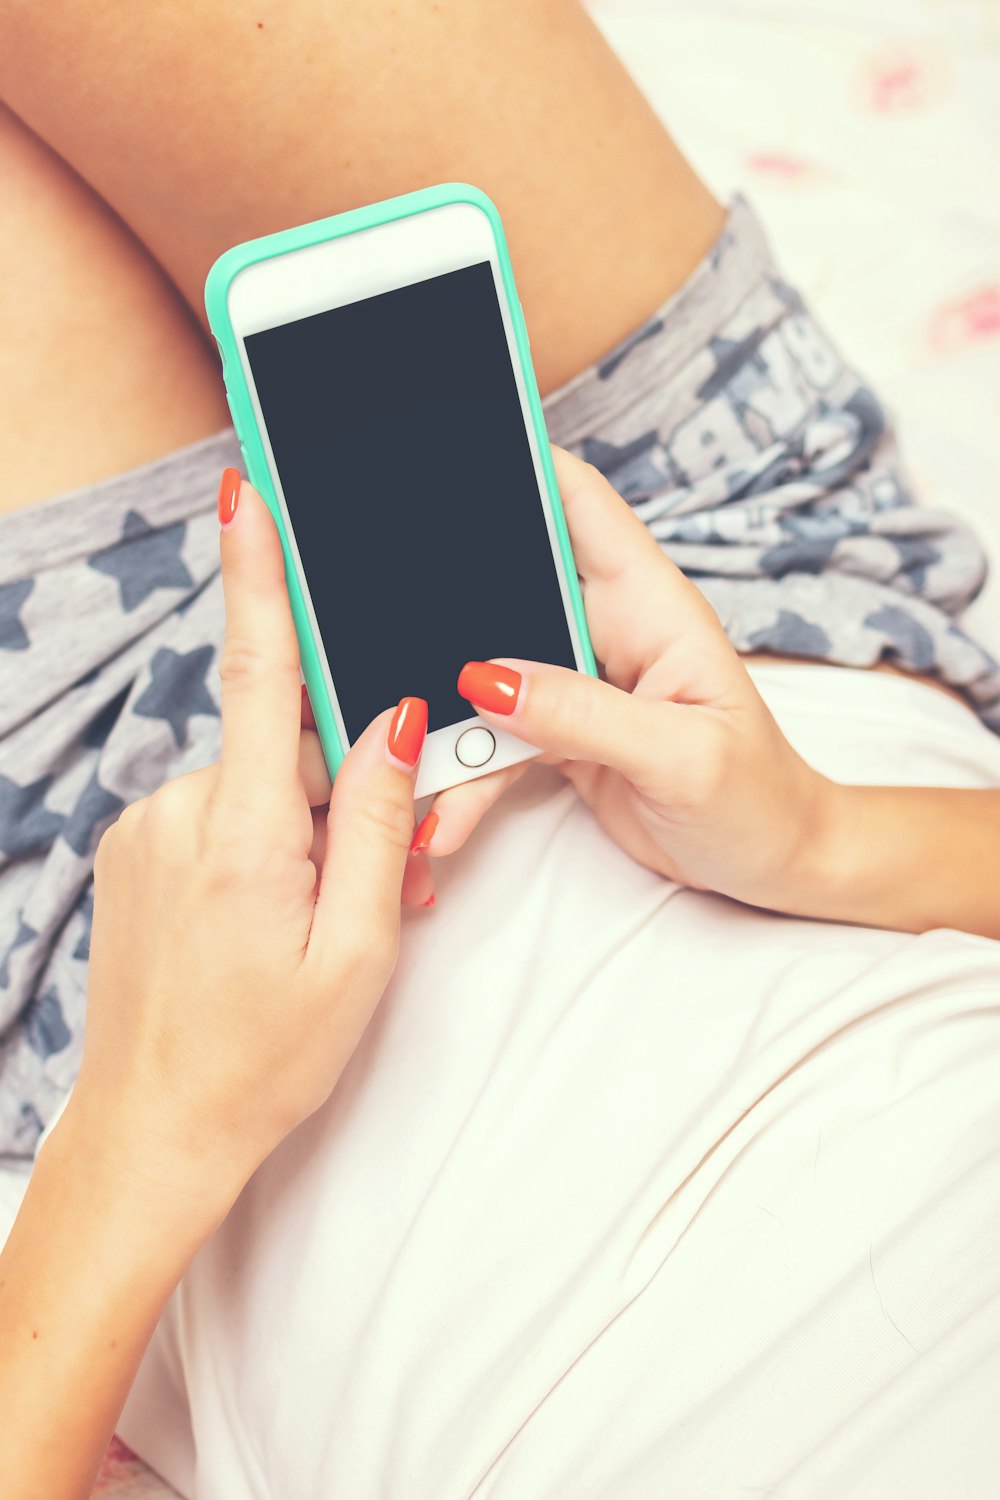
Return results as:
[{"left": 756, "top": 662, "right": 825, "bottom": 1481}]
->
[{"left": 455, "top": 727, "right": 497, "bottom": 768}]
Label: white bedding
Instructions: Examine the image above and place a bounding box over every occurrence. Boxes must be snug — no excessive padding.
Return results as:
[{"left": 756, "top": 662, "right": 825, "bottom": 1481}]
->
[
  {"left": 0, "top": 1155, "right": 30, "bottom": 1246},
  {"left": 114, "top": 663, "right": 1000, "bottom": 1499}
]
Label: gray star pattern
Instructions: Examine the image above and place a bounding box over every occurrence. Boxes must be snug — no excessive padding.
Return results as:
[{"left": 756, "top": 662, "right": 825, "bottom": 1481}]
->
[
  {"left": 89, "top": 510, "right": 194, "bottom": 612},
  {"left": 0, "top": 774, "right": 66, "bottom": 858},
  {"left": 83, "top": 686, "right": 130, "bottom": 750},
  {"left": 24, "top": 986, "right": 72, "bottom": 1058},
  {"left": 580, "top": 430, "right": 667, "bottom": 505},
  {"left": 747, "top": 609, "right": 833, "bottom": 659},
  {"left": 16, "top": 1103, "right": 45, "bottom": 1151},
  {"left": 696, "top": 329, "right": 771, "bottom": 403},
  {"left": 0, "top": 579, "right": 34, "bottom": 651},
  {"left": 598, "top": 316, "right": 664, "bottom": 381},
  {"left": 0, "top": 916, "right": 37, "bottom": 988},
  {"left": 133, "top": 645, "right": 219, "bottom": 748},
  {"left": 865, "top": 605, "right": 936, "bottom": 673},
  {"left": 73, "top": 890, "right": 94, "bottom": 962},
  {"left": 61, "top": 772, "right": 125, "bottom": 858}
]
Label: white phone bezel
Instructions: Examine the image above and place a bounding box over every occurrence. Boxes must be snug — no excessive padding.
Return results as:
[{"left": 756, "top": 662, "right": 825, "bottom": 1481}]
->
[{"left": 225, "top": 201, "right": 589, "bottom": 799}]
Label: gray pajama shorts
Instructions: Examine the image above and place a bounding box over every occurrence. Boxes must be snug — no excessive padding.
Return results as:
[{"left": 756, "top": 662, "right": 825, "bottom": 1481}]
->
[{"left": 0, "top": 195, "right": 996, "bottom": 1156}]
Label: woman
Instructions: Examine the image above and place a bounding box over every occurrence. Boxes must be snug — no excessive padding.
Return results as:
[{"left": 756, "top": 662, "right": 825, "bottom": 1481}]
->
[{"left": 1, "top": 2, "right": 998, "bottom": 1496}]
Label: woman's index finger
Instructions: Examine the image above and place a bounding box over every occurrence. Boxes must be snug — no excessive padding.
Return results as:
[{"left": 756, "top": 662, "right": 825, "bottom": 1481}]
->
[
  {"left": 216, "top": 477, "right": 304, "bottom": 809},
  {"left": 551, "top": 446, "right": 715, "bottom": 676},
  {"left": 551, "top": 446, "right": 665, "bottom": 584}
]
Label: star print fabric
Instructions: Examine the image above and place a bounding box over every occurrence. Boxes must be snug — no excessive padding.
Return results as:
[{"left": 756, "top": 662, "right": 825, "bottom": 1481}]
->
[
  {"left": 548, "top": 197, "right": 1000, "bottom": 718},
  {"left": 0, "top": 434, "right": 238, "bottom": 1153},
  {"left": 0, "top": 196, "right": 995, "bottom": 1154}
]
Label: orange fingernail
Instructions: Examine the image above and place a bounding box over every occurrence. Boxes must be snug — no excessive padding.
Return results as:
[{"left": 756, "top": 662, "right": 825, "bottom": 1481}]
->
[
  {"left": 387, "top": 696, "right": 428, "bottom": 767},
  {"left": 457, "top": 661, "right": 521, "bottom": 715},
  {"left": 218, "top": 467, "right": 241, "bottom": 528},
  {"left": 410, "top": 811, "right": 438, "bottom": 854}
]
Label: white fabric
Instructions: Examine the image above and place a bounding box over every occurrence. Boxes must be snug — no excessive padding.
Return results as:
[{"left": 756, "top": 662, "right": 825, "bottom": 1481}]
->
[
  {"left": 0, "top": 1155, "right": 30, "bottom": 1247},
  {"left": 111, "top": 662, "right": 1000, "bottom": 1500}
]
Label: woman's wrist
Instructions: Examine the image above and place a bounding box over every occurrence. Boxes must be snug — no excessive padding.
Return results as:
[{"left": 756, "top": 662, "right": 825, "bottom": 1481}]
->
[
  {"left": 759, "top": 772, "right": 869, "bottom": 927},
  {"left": 749, "top": 763, "right": 857, "bottom": 922},
  {"left": 0, "top": 1090, "right": 231, "bottom": 1500},
  {"left": 50, "top": 1089, "right": 246, "bottom": 1256}
]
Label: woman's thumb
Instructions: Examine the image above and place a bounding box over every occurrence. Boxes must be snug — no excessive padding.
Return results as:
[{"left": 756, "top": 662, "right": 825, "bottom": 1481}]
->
[
  {"left": 457, "top": 660, "right": 667, "bottom": 784},
  {"left": 308, "top": 699, "right": 424, "bottom": 964}
]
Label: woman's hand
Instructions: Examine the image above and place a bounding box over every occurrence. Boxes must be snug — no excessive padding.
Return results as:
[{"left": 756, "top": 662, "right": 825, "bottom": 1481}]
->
[
  {"left": 69, "top": 473, "right": 427, "bottom": 1211},
  {"left": 417, "top": 447, "right": 830, "bottom": 914},
  {"left": 0, "top": 472, "right": 428, "bottom": 1500}
]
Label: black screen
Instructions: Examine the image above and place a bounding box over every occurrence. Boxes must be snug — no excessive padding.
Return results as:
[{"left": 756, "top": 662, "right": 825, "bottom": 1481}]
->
[{"left": 244, "top": 261, "right": 577, "bottom": 738}]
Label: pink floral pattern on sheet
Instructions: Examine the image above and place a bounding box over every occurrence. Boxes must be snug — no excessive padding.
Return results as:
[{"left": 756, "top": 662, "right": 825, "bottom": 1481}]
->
[
  {"left": 864, "top": 50, "right": 947, "bottom": 114},
  {"left": 930, "top": 287, "right": 1000, "bottom": 352},
  {"left": 744, "top": 151, "right": 821, "bottom": 182},
  {"left": 94, "top": 1437, "right": 179, "bottom": 1497}
]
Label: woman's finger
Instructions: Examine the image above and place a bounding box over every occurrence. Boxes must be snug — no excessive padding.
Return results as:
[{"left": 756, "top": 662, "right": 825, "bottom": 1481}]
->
[
  {"left": 457, "top": 657, "right": 685, "bottom": 790},
  {"left": 411, "top": 761, "right": 529, "bottom": 858},
  {"left": 312, "top": 796, "right": 435, "bottom": 910},
  {"left": 308, "top": 697, "right": 426, "bottom": 967},
  {"left": 215, "top": 473, "right": 303, "bottom": 815},
  {"left": 552, "top": 446, "right": 668, "bottom": 586},
  {"left": 299, "top": 730, "right": 333, "bottom": 808},
  {"left": 551, "top": 446, "right": 731, "bottom": 688},
  {"left": 401, "top": 851, "right": 436, "bottom": 909}
]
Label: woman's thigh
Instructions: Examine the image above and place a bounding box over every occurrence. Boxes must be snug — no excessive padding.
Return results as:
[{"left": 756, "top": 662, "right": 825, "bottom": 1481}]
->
[
  {"left": 0, "top": 0, "right": 723, "bottom": 397},
  {"left": 0, "top": 103, "right": 227, "bottom": 514}
]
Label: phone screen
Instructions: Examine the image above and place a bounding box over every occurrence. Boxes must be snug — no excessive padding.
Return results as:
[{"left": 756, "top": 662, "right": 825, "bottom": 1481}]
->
[{"left": 243, "top": 260, "right": 577, "bottom": 740}]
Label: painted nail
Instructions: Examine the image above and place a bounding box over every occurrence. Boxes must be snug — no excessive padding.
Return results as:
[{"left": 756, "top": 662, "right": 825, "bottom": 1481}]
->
[
  {"left": 457, "top": 661, "right": 521, "bottom": 716},
  {"left": 421, "top": 893, "right": 436, "bottom": 908},
  {"left": 387, "top": 696, "right": 428, "bottom": 767},
  {"left": 217, "top": 467, "right": 241, "bottom": 528},
  {"left": 410, "top": 811, "right": 439, "bottom": 855}
]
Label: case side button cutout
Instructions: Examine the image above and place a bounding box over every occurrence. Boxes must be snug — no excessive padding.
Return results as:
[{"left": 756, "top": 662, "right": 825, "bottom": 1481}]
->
[{"left": 223, "top": 388, "right": 243, "bottom": 442}]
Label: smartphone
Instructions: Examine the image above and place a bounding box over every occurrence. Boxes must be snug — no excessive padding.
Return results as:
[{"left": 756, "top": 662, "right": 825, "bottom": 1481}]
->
[{"left": 205, "top": 183, "right": 595, "bottom": 799}]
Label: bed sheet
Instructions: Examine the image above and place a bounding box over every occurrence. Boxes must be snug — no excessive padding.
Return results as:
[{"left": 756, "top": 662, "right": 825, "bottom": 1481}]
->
[{"left": 590, "top": 0, "right": 1000, "bottom": 652}]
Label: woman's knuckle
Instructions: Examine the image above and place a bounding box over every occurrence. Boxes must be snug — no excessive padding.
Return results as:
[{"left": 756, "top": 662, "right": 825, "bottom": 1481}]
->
[
  {"left": 93, "top": 824, "right": 118, "bottom": 875},
  {"left": 561, "top": 683, "right": 599, "bottom": 744},
  {"left": 360, "top": 792, "right": 414, "bottom": 850},
  {"left": 145, "top": 779, "right": 187, "bottom": 828},
  {"left": 328, "top": 909, "right": 397, "bottom": 978},
  {"left": 93, "top": 795, "right": 145, "bottom": 873},
  {"left": 113, "top": 798, "right": 145, "bottom": 839},
  {"left": 681, "top": 723, "right": 727, "bottom": 804},
  {"left": 201, "top": 823, "right": 248, "bottom": 883},
  {"left": 219, "top": 639, "right": 298, "bottom": 691}
]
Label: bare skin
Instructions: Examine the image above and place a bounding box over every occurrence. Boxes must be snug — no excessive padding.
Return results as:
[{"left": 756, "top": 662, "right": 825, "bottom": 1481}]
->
[
  {"left": 0, "top": 102, "right": 228, "bottom": 512},
  {"left": 0, "top": 0, "right": 723, "bottom": 440}
]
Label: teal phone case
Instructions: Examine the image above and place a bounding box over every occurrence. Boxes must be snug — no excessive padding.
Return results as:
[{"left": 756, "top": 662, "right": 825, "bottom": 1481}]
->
[{"left": 204, "top": 182, "right": 597, "bottom": 779}]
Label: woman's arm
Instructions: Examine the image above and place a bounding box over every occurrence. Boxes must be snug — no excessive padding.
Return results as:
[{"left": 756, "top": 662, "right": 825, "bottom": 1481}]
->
[
  {"left": 0, "top": 1108, "right": 231, "bottom": 1500},
  {"left": 788, "top": 783, "right": 1000, "bottom": 938},
  {"left": 0, "top": 472, "right": 426, "bottom": 1498}
]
